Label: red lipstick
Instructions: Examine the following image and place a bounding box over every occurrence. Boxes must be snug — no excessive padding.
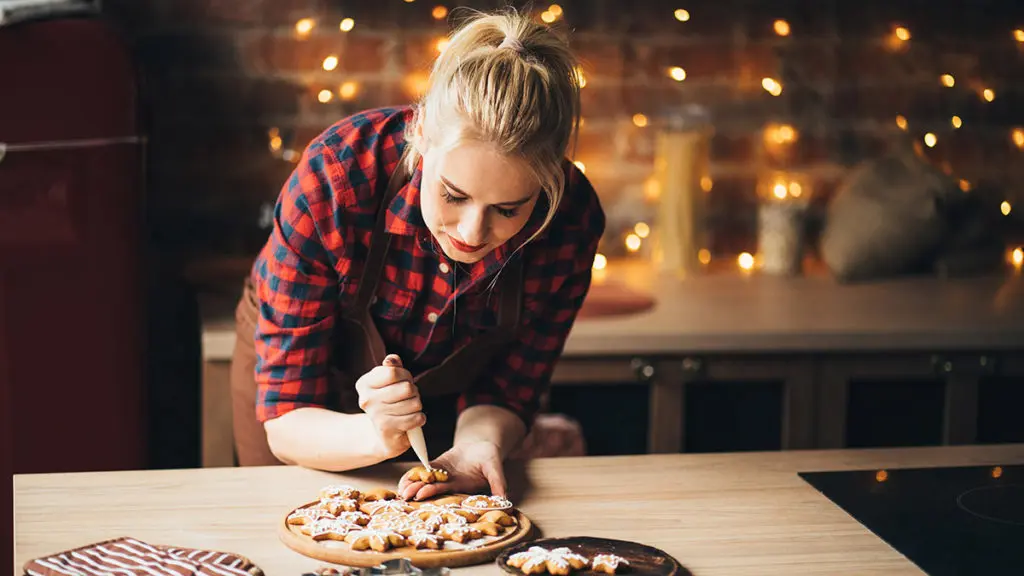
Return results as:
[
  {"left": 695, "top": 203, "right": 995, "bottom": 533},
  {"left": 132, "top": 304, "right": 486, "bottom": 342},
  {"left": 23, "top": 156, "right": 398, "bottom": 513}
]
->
[{"left": 447, "top": 235, "right": 486, "bottom": 253}]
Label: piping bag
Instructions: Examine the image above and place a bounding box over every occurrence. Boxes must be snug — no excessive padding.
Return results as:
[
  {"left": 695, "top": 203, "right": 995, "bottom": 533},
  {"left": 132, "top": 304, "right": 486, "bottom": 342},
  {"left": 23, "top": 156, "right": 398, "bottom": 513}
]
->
[{"left": 382, "top": 354, "right": 431, "bottom": 470}]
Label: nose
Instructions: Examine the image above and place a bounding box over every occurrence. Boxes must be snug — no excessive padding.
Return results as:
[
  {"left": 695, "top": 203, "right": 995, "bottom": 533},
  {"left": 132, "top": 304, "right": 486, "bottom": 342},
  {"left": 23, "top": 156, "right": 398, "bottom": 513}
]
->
[{"left": 456, "top": 207, "right": 487, "bottom": 246}]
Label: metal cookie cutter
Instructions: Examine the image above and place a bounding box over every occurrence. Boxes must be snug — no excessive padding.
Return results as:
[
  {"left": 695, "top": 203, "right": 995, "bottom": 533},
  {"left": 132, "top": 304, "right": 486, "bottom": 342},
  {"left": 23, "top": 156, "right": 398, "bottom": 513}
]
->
[{"left": 304, "top": 559, "right": 450, "bottom": 576}]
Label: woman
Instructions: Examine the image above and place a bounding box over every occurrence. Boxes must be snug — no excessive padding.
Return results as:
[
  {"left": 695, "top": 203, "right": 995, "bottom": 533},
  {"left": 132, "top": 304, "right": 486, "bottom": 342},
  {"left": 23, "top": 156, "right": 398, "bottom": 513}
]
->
[{"left": 230, "top": 9, "right": 604, "bottom": 502}]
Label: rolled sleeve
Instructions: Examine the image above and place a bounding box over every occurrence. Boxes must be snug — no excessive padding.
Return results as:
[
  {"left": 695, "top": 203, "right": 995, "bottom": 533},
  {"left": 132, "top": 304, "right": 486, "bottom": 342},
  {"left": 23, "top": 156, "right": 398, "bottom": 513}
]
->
[{"left": 253, "top": 145, "right": 341, "bottom": 422}]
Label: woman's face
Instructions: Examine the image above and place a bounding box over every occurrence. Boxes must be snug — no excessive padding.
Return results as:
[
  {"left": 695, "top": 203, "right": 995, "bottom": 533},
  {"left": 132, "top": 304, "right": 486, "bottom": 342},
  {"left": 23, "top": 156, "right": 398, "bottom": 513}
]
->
[{"left": 418, "top": 139, "right": 540, "bottom": 264}]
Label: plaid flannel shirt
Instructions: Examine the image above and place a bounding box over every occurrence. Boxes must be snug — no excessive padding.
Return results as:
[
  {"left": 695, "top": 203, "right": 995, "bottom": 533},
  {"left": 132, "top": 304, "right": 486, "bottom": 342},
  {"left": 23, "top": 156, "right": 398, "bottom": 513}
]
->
[{"left": 251, "top": 106, "right": 605, "bottom": 427}]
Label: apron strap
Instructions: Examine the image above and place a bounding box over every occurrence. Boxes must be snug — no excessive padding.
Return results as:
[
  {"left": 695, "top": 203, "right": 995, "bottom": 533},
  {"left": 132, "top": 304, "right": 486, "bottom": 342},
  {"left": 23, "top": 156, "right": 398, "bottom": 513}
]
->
[{"left": 352, "top": 146, "right": 410, "bottom": 315}]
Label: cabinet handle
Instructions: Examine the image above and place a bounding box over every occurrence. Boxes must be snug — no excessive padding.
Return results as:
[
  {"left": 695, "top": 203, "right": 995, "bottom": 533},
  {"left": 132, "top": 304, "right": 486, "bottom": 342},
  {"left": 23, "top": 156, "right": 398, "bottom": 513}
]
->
[
  {"left": 931, "top": 355, "right": 954, "bottom": 375},
  {"left": 631, "top": 357, "right": 655, "bottom": 382}
]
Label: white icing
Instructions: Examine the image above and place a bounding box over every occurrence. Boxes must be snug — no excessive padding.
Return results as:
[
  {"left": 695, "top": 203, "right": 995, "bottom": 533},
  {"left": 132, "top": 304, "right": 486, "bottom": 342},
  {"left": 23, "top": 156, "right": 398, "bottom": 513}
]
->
[
  {"left": 508, "top": 546, "right": 588, "bottom": 573},
  {"left": 593, "top": 554, "right": 629, "bottom": 571},
  {"left": 362, "top": 500, "right": 412, "bottom": 515},
  {"left": 319, "top": 484, "right": 359, "bottom": 499},
  {"left": 461, "top": 495, "right": 513, "bottom": 511}
]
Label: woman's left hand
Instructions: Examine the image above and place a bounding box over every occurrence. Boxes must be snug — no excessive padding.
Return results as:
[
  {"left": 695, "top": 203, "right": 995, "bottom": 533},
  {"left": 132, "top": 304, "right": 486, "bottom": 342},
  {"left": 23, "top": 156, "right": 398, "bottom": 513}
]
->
[{"left": 398, "top": 440, "right": 506, "bottom": 501}]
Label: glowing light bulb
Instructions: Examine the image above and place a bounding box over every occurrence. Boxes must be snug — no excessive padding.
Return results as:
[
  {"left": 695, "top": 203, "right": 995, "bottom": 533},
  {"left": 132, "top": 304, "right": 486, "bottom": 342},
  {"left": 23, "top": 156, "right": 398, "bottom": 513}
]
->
[
  {"left": 992, "top": 466, "right": 1004, "bottom": 478},
  {"left": 669, "top": 67, "right": 687, "bottom": 81},
  {"left": 548, "top": 4, "right": 563, "bottom": 16},
  {"left": 772, "top": 183, "right": 788, "bottom": 199},
  {"left": 317, "top": 89, "right": 333, "bottom": 103},
  {"left": 1015, "top": 29, "right": 1024, "bottom": 43},
  {"left": 634, "top": 222, "right": 650, "bottom": 238},
  {"left": 339, "top": 81, "right": 358, "bottom": 100},
  {"left": 951, "top": 115, "right": 962, "bottom": 129},
  {"left": 940, "top": 74, "right": 955, "bottom": 87},
  {"left": 1012, "top": 128, "right": 1024, "bottom": 148},
  {"left": 674, "top": 9, "right": 690, "bottom": 22},
  {"left": 625, "top": 234, "right": 642, "bottom": 252},
  {"left": 322, "top": 55, "right": 338, "bottom": 71},
  {"left": 738, "top": 252, "right": 755, "bottom": 270},
  {"left": 924, "top": 133, "right": 937, "bottom": 147},
  {"left": 295, "top": 18, "right": 315, "bottom": 36},
  {"left": 762, "top": 77, "right": 782, "bottom": 96},
  {"left": 896, "top": 115, "right": 908, "bottom": 130},
  {"left": 1013, "top": 247, "right": 1024, "bottom": 267},
  {"left": 339, "top": 18, "right": 355, "bottom": 32},
  {"left": 541, "top": 10, "right": 556, "bottom": 23},
  {"left": 700, "top": 176, "right": 713, "bottom": 192},
  {"left": 773, "top": 19, "right": 790, "bottom": 36},
  {"left": 698, "top": 249, "right": 711, "bottom": 265},
  {"left": 895, "top": 26, "right": 910, "bottom": 41},
  {"left": 959, "top": 179, "right": 971, "bottom": 192},
  {"left": 789, "top": 182, "right": 802, "bottom": 198},
  {"left": 432, "top": 6, "right": 448, "bottom": 19},
  {"left": 983, "top": 88, "right": 996, "bottom": 102},
  {"left": 632, "top": 113, "right": 649, "bottom": 127},
  {"left": 593, "top": 253, "right": 607, "bottom": 270},
  {"left": 1002, "top": 201, "right": 1012, "bottom": 216},
  {"left": 876, "top": 470, "right": 889, "bottom": 482}
]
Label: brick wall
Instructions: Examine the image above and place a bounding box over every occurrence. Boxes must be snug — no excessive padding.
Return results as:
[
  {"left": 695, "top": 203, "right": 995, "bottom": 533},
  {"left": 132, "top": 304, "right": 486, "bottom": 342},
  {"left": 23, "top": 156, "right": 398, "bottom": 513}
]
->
[{"left": 101, "top": 0, "right": 1024, "bottom": 269}]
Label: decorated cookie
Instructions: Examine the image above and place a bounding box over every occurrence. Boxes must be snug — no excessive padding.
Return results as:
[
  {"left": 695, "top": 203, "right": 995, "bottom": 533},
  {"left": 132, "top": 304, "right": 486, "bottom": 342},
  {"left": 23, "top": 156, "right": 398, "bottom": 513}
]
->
[
  {"left": 305, "top": 519, "right": 362, "bottom": 542},
  {"left": 287, "top": 506, "right": 333, "bottom": 526},
  {"left": 343, "top": 529, "right": 406, "bottom": 552},
  {"left": 591, "top": 554, "right": 630, "bottom": 574},
  {"left": 478, "top": 510, "right": 517, "bottom": 526},
  {"left": 469, "top": 521, "right": 503, "bottom": 536},
  {"left": 319, "top": 484, "right": 361, "bottom": 501},
  {"left": 506, "top": 546, "right": 589, "bottom": 576},
  {"left": 368, "top": 513, "right": 430, "bottom": 536},
  {"left": 320, "top": 496, "right": 360, "bottom": 515},
  {"left": 436, "top": 523, "right": 482, "bottom": 544},
  {"left": 407, "top": 531, "right": 444, "bottom": 550},
  {"left": 360, "top": 488, "right": 398, "bottom": 502},
  {"left": 335, "top": 511, "right": 371, "bottom": 526},
  {"left": 360, "top": 499, "right": 413, "bottom": 516},
  {"left": 407, "top": 466, "right": 450, "bottom": 484},
  {"left": 461, "top": 494, "right": 514, "bottom": 513}
]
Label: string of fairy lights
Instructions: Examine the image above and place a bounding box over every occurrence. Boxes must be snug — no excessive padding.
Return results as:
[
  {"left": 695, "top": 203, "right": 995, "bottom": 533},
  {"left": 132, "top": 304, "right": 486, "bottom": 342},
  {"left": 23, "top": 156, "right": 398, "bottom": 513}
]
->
[{"left": 267, "top": 3, "right": 1024, "bottom": 275}]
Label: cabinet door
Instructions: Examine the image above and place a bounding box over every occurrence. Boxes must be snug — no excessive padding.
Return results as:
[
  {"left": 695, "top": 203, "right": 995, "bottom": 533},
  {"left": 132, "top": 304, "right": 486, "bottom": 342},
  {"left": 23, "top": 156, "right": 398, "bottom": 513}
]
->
[
  {"left": 817, "top": 352, "right": 1024, "bottom": 449},
  {"left": 552, "top": 356, "right": 815, "bottom": 455}
]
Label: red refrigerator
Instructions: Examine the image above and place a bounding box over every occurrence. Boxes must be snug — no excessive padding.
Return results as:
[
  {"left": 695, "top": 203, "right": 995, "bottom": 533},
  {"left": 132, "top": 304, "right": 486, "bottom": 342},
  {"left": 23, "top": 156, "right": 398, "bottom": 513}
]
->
[{"left": 0, "top": 15, "right": 148, "bottom": 474}]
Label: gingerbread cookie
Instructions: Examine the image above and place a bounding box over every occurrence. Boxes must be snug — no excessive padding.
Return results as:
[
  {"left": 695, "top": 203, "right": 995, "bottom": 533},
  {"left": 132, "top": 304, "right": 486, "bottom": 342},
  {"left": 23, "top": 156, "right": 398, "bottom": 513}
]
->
[
  {"left": 506, "top": 546, "right": 589, "bottom": 576},
  {"left": 287, "top": 506, "right": 333, "bottom": 526},
  {"left": 343, "top": 529, "right": 406, "bottom": 552},
  {"left": 437, "top": 523, "right": 483, "bottom": 543},
  {"left": 478, "top": 510, "right": 518, "bottom": 526},
  {"left": 407, "top": 466, "right": 450, "bottom": 484},
  {"left": 591, "top": 554, "right": 629, "bottom": 574},
  {"left": 360, "top": 488, "right": 397, "bottom": 502},
  {"left": 407, "top": 531, "right": 444, "bottom": 550},
  {"left": 461, "top": 494, "right": 513, "bottom": 513},
  {"left": 319, "top": 484, "right": 361, "bottom": 501},
  {"left": 304, "top": 519, "right": 362, "bottom": 542},
  {"left": 320, "top": 496, "right": 360, "bottom": 515},
  {"left": 360, "top": 499, "right": 413, "bottom": 516}
]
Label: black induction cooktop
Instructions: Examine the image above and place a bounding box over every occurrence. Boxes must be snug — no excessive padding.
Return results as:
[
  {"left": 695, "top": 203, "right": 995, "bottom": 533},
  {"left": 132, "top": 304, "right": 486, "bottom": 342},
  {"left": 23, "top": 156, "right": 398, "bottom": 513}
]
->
[{"left": 799, "top": 464, "right": 1024, "bottom": 575}]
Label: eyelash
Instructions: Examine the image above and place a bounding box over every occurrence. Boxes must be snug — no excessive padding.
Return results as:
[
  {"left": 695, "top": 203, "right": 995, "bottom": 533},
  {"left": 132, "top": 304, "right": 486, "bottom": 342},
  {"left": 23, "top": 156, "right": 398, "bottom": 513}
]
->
[{"left": 441, "top": 188, "right": 520, "bottom": 218}]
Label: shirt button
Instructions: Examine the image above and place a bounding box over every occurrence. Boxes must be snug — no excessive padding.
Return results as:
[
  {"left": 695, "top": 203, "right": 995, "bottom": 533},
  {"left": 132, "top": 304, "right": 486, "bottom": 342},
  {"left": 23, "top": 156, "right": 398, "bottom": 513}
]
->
[
  {"left": 439, "top": 262, "right": 450, "bottom": 274},
  {"left": 427, "top": 312, "right": 439, "bottom": 323}
]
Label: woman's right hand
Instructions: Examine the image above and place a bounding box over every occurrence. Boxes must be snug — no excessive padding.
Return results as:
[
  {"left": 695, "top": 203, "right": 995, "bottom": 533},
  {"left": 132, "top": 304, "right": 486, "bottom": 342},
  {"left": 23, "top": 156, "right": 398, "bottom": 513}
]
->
[{"left": 355, "top": 354, "right": 425, "bottom": 460}]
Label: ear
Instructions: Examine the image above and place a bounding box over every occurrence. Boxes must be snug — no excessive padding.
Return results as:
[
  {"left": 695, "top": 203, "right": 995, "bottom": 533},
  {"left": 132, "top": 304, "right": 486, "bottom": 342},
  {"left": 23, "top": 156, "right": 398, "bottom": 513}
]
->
[{"left": 413, "top": 114, "right": 428, "bottom": 154}]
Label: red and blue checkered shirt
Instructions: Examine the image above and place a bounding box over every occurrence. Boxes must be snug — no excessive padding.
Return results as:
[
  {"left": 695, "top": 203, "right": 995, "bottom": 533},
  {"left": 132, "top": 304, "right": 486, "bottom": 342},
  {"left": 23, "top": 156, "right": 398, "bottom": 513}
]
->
[{"left": 251, "top": 106, "right": 605, "bottom": 427}]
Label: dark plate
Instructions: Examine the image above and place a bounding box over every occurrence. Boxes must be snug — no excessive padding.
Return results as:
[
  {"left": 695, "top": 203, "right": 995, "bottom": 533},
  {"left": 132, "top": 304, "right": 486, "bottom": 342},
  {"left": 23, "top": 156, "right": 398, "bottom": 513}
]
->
[{"left": 495, "top": 536, "right": 688, "bottom": 576}]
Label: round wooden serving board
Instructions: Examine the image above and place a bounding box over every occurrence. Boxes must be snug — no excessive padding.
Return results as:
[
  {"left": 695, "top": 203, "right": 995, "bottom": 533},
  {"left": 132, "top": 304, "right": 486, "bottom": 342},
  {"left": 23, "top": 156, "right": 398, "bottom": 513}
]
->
[
  {"left": 279, "top": 495, "right": 534, "bottom": 569},
  {"left": 496, "top": 537, "right": 687, "bottom": 576}
]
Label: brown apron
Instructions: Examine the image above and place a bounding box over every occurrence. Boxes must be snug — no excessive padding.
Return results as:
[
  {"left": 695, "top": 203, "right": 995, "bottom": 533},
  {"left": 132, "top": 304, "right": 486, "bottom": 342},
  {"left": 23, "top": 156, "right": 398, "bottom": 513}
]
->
[{"left": 230, "top": 153, "right": 524, "bottom": 466}]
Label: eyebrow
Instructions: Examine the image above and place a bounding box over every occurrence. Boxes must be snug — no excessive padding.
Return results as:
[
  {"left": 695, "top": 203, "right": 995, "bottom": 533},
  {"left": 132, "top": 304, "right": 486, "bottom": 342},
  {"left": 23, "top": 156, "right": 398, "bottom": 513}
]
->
[{"left": 440, "top": 175, "right": 535, "bottom": 207}]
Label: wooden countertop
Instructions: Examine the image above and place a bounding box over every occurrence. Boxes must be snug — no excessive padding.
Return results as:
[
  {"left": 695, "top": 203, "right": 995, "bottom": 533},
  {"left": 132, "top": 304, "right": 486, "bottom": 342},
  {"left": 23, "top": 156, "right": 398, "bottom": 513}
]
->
[
  {"left": 14, "top": 445, "right": 1024, "bottom": 575},
  {"left": 199, "top": 259, "right": 1024, "bottom": 361}
]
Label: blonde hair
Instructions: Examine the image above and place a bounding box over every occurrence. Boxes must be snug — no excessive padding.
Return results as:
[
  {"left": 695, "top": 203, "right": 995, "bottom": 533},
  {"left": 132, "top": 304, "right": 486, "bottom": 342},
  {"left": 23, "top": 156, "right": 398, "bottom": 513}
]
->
[{"left": 405, "top": 8, "right": 583, "bottom": 240}]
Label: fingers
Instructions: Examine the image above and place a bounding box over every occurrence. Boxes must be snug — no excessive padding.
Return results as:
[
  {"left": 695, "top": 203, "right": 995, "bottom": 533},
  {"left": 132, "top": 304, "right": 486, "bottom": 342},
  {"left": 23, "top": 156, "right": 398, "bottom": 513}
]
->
[
  {"left": 380, "top": 412, "right": 426, "bottom": 433},
  {"left": 400, "top": 480, "right": 426, "bottom": 501},
  {"left": 379, "top": 381, "right": 420, "bottom": 406},
  {"left": 382, "top": 354, "right": 403, "bottom": 368},
  {"left": 482, "top": 460, "right": 508, "bottom": 497},
  {"left": 363, "top": 366, "right": 414, "bottom": 390}
]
